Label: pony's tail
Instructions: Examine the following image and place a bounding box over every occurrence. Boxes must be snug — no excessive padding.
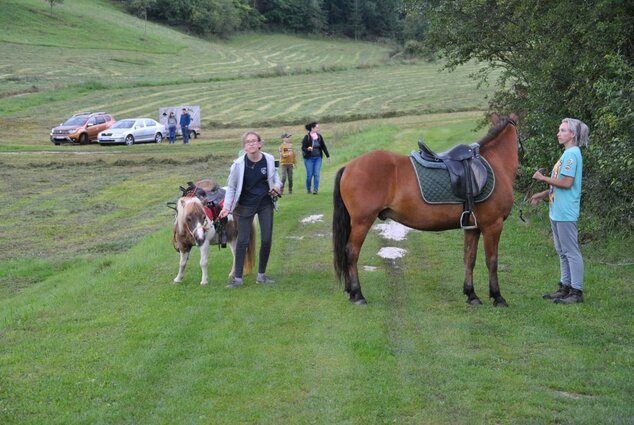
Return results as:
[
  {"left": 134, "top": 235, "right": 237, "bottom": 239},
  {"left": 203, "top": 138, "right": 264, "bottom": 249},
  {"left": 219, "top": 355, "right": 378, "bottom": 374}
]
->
[
  {"left": 333, "top": 167, "right": 351, "bottom": 287},
  {"left": 244, "top": 222, "right": 256, "bottom": 275}
]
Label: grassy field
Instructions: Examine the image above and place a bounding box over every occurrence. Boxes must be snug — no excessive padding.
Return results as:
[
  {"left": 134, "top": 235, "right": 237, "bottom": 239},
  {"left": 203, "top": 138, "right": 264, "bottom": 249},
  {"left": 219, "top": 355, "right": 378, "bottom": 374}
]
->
[
  {"left": 1, "top": 116, "right": 632, "bottom": 424},
  {"left": 1, "top": 1, "right": 633, "bottom": 424}
]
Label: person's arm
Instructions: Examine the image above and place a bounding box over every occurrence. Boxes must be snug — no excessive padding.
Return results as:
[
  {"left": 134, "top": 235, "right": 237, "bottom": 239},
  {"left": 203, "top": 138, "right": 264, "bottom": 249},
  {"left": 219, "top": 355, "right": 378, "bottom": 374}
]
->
[
  {"left": 533, "top": 170, "right": 574, "bottom": 189},
  {"left": 320, "top": 135, "right": 330, "bottom": 158},
  {"left": 219, "top": 164, "right": 239, "bottom": 218}
]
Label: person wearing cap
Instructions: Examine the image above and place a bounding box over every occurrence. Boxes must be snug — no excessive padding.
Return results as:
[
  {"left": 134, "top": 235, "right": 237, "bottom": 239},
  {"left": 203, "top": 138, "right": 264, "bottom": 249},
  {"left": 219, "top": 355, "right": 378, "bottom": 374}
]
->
[{"left": 278, "top": 132, "right": 297, "bottom": 194}]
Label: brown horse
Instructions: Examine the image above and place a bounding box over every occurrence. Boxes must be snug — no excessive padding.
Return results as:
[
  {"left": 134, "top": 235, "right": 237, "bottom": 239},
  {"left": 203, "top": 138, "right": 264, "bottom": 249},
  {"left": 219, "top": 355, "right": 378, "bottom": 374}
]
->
[
  {"left": 333, "top": 114, "right": 519, "bottom": 306},
  {"left": 172, "top": 179, "right": 255, "bottom": 285}
]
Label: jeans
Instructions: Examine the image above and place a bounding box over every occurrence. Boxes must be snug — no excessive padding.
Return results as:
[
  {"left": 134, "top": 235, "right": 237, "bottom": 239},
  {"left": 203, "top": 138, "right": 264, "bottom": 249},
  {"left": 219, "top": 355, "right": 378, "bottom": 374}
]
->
[
  {"left": 304, "top": 156, "right": 322, "bottom": 193},
  {"left": 550, "top": 220, "right": 584, "bottom": 290},
  {"left": 234, "top": 198, "right": 274, "bottom": 279},
  {"left": 168, "top": 126, "right": 176, "bottom": 144},
  {"left": 182, "top": 125, "right": 189, "bottom": 144}
]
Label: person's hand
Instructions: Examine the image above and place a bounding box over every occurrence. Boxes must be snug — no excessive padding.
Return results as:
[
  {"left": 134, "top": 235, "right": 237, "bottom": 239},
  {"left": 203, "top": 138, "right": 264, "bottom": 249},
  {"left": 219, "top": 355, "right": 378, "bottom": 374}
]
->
[
  {"left": 532, "top": 170, "right": 545, "bottom": 181},
  {"left": 219, "top": 208, "right": 229, "bottom": 219},
  {"left": 530, "top": 191, "right": 546, "bottom": 205},
  {"left": 270, "top": 187, "right": 281, "bottom": 196}
]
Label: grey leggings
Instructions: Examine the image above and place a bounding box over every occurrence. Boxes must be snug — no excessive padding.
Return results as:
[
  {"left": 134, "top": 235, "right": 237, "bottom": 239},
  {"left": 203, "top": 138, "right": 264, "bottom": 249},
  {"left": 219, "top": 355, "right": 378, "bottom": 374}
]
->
[
  {"left": 550, "top": 220, "right": 584, "bottom": 291},
  {"left": 234, "top": 198, "right": 274, "bottom": 278}
]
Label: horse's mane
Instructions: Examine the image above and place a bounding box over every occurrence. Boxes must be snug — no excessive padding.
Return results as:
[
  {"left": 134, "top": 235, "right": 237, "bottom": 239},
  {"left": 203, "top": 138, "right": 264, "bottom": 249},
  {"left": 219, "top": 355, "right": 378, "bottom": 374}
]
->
[
  {"left": 176, "top": 196, "right": 203, "bottom": 233},
  {"left": 477, "top": 116, "right": 516, "bottom": 148}
]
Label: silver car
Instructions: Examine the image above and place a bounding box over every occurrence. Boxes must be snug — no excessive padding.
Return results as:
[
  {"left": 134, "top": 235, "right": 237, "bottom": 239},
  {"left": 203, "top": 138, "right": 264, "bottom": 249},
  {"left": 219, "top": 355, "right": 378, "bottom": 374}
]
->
[{"left": 98, "top": 118, "right": 165, "bottom": 145}]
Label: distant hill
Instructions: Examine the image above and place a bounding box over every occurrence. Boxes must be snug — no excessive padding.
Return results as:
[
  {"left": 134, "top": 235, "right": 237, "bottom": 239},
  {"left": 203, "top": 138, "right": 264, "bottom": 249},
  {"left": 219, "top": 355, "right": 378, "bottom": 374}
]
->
[{"left": 0, "top": 0, "right": 492, "bottom": 134}]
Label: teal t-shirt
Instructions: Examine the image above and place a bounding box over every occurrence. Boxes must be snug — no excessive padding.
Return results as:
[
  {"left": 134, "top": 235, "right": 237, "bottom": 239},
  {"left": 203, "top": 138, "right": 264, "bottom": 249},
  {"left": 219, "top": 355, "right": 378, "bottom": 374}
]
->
[{"left": 549, "top": 146, "right": 582, "bottom": 221}]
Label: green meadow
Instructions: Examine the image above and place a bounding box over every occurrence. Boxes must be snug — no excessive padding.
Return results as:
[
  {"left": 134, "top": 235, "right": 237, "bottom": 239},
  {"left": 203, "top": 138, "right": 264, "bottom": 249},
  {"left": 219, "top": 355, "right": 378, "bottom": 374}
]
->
[{"left": 1, "top": 1, "right": 632, "bottom": 424}]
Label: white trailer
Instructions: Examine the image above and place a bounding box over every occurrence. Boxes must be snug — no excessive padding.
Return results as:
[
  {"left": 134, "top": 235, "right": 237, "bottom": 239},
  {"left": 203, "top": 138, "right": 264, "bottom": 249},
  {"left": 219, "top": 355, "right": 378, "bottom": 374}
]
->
[{"left": 159, "top": 106, "right": 201, "bottom": 140}]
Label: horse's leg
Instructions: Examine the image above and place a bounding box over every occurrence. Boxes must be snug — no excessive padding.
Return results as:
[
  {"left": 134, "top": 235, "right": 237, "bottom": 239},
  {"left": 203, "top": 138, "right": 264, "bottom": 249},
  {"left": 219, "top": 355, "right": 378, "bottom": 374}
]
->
[
  {"left": 174, "top": 250, "right": 189, "bottom": 283},
  {"left": 463, "top": 229, "right": 482, "bottom": 305},
  {"left": 199, "top": 241, "right": 209, "bottom": 285},
  {"left": 482, "top": 222, "right": 508, "bottom": 307},
  {"left": 346, "top": 221, "right": 373, "bottom": 304}
]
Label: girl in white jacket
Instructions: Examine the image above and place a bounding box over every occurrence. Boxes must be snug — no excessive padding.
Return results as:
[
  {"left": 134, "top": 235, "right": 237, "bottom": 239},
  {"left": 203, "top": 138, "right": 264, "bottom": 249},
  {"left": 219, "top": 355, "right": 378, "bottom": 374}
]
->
[{"left": 220, "top": 131, "right": 282, "bottom": 287}]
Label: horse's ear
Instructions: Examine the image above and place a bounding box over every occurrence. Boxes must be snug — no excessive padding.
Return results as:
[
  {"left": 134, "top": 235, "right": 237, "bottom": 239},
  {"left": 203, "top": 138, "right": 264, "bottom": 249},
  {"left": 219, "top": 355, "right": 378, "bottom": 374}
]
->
[
  {"left": 489, "top": 113, "right": 500, "bottom": 124},
  {"left": 510, "top": 113, "right": 519, "bottom": 124}
]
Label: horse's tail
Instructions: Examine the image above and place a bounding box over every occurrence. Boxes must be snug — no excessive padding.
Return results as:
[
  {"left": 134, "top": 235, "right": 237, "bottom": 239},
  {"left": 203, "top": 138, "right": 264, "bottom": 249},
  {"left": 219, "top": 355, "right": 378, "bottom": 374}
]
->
[
  {"left": 244, "top": 222, "right": 256, "bottom": 275},
  {"left": 333, "top": 167, "right": 351, "bottom": 287}
]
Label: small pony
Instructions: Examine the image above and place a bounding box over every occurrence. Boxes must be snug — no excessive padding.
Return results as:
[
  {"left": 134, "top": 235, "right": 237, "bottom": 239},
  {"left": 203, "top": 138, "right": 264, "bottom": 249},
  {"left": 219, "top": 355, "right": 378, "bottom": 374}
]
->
[{"left": 172, "top": 179, "right": 255, "bottom": 285}]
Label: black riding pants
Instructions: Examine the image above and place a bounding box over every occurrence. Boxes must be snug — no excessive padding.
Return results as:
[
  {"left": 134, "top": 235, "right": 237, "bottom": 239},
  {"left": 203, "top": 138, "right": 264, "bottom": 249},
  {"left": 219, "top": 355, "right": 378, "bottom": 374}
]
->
[{"left": 234, "top": 197, "right": 274, "bottom": 279}]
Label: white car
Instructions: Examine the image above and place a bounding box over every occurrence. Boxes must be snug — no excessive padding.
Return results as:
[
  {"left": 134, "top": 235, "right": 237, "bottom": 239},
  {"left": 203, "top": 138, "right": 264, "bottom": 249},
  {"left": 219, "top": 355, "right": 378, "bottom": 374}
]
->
[{"left": 98, "top": 118, "right": 165, "bottom": 145}]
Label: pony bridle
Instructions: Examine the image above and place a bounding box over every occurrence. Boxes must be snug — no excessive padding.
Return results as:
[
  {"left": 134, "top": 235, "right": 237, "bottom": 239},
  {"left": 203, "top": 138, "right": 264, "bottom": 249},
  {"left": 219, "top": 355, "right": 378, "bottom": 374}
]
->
[{"left": 186, "top": 214, "right": 209, "bottom": 243}]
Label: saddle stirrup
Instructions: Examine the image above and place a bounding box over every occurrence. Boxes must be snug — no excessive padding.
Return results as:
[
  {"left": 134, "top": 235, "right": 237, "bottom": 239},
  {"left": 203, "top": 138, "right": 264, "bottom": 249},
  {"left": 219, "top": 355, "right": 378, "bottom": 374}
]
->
[{"left": 460, "top": 211, "right": 478, "bottom": 230}]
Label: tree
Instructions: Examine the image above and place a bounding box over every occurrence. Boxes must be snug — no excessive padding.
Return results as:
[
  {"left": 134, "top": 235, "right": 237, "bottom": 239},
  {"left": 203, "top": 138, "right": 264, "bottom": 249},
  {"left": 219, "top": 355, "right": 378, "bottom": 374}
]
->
[
  {"left": 44, "top": 0, "right": 63, "bottom": 16},
  {"left": 406, "top": 0, "right": 634, "bottom": 232},
  {"left": 129, "top": 0, "right": 157, "bottom": 36}
]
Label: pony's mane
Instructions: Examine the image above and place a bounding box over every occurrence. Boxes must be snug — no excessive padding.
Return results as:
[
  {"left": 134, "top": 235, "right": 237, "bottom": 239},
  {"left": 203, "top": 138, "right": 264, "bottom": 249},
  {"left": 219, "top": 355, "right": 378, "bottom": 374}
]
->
[
  {"left": 477, "top": 116, "right": 516, "bottom": 147},
  {"left": 176, "top": 197, "right": 204, "bottom": 231}
]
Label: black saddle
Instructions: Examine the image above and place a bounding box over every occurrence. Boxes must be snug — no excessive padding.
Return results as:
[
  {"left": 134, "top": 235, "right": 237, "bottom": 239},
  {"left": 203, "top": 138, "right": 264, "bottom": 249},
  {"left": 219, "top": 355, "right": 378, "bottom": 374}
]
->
[
  {"left": 417, "top": 141, "right": 488, "bottom": 229},
  {"left": 180, "top": 181, "right": 226, "bottom": 208}
]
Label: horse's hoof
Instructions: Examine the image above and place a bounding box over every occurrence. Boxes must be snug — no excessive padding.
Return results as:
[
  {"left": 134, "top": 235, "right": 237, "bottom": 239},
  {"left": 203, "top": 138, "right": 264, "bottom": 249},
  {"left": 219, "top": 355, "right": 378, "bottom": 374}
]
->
[
  {"left": 351, "top": 298, "right": 367, "bottom": 305},
  {"left": 493, "top": 300, "right": 509, "bottom": 307},
  {"left": 468, "top": 298, "right": 483, "bottom": 305},
  {"left": 200, "top": 282, "right": 208, "bottom": 286},
  {"left": 173, "top": 280, "right": 181, "bottom": 284}
]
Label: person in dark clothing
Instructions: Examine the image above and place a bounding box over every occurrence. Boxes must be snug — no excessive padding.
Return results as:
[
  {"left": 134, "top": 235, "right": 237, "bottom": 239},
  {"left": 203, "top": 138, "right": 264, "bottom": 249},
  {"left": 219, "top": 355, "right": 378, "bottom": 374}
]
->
[
  {"left": 301, "top": 122, "right": 330, "bottom": 194},
  {"left": 180, "top": 108, "right": 191, "bottom": 144}
]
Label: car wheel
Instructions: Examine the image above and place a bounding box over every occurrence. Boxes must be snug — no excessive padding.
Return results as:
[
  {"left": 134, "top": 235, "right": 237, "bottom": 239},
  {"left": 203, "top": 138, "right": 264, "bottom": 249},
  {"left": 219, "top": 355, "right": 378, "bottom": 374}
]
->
[
  {"left": 54, "top": 141, "right": 60, "bottom": 146},
  {"left": 155, "top": 133, "right": 163, "bottom": 144},
  {"left": 125, "top": 135, "right": 135, "bottom": 146},
  {"left": 190, "top": 130, "right": 197, "bottom": 139},
  {"left": 79, "top": 133, "right": 88, "bottom": 145}
]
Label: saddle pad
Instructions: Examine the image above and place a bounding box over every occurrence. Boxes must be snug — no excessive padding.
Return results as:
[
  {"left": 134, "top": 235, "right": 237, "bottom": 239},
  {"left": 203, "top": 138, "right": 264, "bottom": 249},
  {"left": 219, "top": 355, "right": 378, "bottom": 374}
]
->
[{"left": 409, "top": 156, "right": 496, "bottom": 204}]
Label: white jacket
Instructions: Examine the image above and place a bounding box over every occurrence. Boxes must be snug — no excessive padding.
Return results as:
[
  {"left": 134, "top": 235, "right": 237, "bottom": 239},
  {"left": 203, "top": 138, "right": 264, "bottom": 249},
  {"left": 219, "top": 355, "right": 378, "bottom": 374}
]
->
[{"left": 223, "top": 152, "right": 282, "bottom": 212}]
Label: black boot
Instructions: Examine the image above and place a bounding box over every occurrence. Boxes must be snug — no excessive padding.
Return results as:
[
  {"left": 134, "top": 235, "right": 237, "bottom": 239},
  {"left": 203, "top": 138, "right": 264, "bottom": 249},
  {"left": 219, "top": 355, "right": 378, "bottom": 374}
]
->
[
  {"left": 554, "top": 288, "right": 584, "bottom": 304},
  {"left": 543, "top": 282, "right": 570, "bottom": 300}
]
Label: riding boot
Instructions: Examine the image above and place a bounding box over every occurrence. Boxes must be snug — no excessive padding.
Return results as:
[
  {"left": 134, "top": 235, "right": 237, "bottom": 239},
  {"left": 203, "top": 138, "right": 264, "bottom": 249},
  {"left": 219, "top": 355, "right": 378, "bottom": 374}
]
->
[
  {"left": 543, "top": 282, "right": 570, "bottom": 300},
  {"left": 554, "top": 288, "right": 584, "bottom": 304}
]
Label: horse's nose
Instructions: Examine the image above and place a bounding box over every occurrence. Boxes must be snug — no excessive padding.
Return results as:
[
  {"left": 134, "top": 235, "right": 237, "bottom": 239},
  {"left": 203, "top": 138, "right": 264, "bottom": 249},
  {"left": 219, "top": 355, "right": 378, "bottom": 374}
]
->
[{"left": 195, "top": 226, "right": 206, "bottom": 245}]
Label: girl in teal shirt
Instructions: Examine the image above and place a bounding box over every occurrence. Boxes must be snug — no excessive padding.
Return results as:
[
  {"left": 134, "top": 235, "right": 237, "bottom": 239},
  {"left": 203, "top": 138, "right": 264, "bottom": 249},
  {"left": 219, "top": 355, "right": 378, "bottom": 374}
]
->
[{"left": 531, "top": 118, "right": 589, "bottom": 304}]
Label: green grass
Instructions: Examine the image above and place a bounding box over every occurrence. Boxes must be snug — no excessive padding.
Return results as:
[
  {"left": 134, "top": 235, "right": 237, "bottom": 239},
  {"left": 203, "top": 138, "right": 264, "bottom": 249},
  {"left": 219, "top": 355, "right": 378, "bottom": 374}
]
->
[
  {"left": 0, "top": 2, "right": 632, "bottom": 423},
  {"left": 1, "top": 116, "right": 633, "bottom": 424},
  {"left": 0, "top": 1, "right": 392, "bottom": 99}
]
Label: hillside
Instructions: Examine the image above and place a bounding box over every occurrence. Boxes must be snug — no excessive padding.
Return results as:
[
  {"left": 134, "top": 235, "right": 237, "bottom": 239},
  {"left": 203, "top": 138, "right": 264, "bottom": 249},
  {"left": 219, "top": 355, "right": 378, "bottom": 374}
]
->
[{"left": 0, "top": 0, "right": 494, "bottom": 150}]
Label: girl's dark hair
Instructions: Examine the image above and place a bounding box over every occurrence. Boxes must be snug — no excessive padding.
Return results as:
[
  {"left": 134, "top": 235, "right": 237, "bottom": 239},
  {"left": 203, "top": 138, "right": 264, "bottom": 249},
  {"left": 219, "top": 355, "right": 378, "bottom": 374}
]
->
[{"left": 305, "top": 121, "right": 318, "bottom": 132}]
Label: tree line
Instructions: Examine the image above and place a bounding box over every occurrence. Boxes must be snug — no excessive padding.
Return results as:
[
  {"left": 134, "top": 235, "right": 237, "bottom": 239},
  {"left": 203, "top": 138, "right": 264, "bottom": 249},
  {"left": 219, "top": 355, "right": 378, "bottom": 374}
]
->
[{"left": 120, "top": 0, "right": 411, "bottom": 41}]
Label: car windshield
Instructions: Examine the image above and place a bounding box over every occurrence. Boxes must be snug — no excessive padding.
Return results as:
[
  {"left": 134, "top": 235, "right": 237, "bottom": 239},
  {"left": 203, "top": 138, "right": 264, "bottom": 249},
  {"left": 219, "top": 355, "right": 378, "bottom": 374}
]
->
[
  {"left": 111, "top": 120, "right": 135, "bottom": 129},
  {"left": 63, "top": 116, "right": 89, "bottom": 126}
]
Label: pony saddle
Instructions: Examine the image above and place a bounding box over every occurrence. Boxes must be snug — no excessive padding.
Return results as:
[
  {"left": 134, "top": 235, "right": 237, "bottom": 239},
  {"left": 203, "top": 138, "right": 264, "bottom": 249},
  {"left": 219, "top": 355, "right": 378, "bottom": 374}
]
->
[
  {"left": 417, "top": 141, "right": 488, "bottom": 229},
  {"left": 180, "top": 181, "right": 226, "bottom": 209}
]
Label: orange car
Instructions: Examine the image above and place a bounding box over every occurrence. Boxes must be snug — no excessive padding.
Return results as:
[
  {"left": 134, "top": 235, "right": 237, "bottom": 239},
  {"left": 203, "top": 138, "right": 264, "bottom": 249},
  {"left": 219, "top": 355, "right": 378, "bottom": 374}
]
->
[{"left": 50, "top": 112, "right": 116, "bottom": 145}]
